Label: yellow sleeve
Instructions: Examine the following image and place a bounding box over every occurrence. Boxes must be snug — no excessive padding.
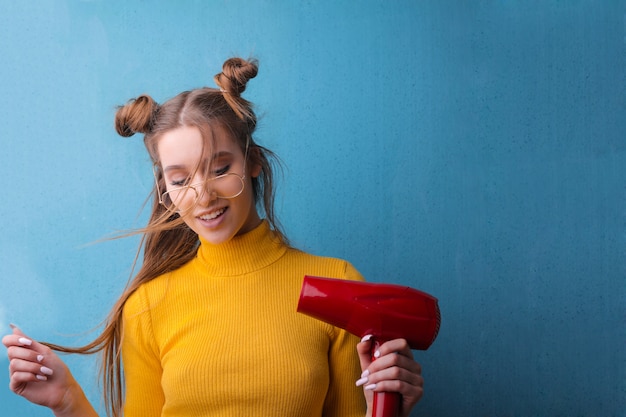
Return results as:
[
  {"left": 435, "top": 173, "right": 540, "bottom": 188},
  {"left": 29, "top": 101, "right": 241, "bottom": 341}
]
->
[
  {"left": 322, "top": 261, "right": 367, "bottom": 416},
  {"left": 121, "top": 286, "right": 165, "bottom": 417},
  {"left": 344, "top": 261, "right": 366, "bottom": 283}
]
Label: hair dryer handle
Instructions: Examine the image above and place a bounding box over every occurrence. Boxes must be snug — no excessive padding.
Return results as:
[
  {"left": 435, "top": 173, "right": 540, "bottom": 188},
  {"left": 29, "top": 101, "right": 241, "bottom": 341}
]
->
[
  {"left": 370, "top": 339, "right": 401, "bottom": 417},
  {"left": 373, "top": 392, "right": 401, "bottom": 417}
]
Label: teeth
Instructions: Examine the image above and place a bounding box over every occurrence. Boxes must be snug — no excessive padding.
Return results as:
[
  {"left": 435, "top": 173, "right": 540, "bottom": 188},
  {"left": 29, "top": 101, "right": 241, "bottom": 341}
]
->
[{"left": 199, "top": 208, "right": 225, "bottom": 220}]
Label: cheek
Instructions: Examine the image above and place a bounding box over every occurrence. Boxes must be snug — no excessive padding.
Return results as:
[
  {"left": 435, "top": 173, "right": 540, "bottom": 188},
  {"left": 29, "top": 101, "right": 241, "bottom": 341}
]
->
[{"left": 177, "top": 210, "right": 197, "bottom": 229}]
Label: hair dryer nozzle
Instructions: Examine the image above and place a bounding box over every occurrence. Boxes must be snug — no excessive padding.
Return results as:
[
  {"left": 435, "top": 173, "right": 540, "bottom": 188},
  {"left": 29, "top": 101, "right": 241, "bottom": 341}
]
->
[{"left": 297, "top": 276, "right": 440, "bottom": 350}]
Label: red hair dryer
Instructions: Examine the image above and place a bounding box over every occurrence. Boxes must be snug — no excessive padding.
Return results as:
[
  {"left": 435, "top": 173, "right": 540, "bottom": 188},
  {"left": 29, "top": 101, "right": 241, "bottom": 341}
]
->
[{"left": 297, "top": 276, "right": 440, "bottom": 417}]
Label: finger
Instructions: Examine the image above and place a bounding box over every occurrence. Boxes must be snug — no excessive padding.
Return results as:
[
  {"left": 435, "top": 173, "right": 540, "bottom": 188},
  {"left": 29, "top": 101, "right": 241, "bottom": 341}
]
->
[
  {"left": 371, "top": 377, "right": 424, "bottom": 416},
  {"left": 3, "top": 325, "right": 32, "bottom": 349},
  {"left": 7, "top": 345, "right": 46, "bottom": 364},
  {"left": 377, "top": 338, "right": 414, "bottom": 359},
  {"left": 356, "top": 334, "right": 374, "bottom": 371},
  {"left": 9, "top": 357, "right": 54, "bottom": 381},
  {"left": 3, "top": 324, "right": 32, "bottom": 346},
  {"left": 366, "top": 349, "right": 421, "bottom": 377},
  {"left": 9, "top": 369, "right": 49, "bottom": 391},
  {"left": 3, "top": 326, "right": 51, "bottom": 356},
  {"left": 364, "top": 367, "right": 424, "bottom": 411},
  {"left": 2, "top": 334, "right": 36, "bottom": 350},
  {"left": 365, "top": 364, "right": 423, "bottom": 389},
  {"left": 10, "top": 323, "right": 23, "bottom": 334}
]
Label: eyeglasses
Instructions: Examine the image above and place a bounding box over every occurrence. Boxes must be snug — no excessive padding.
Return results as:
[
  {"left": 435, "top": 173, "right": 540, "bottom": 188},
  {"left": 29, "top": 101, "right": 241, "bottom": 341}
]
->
[
  {"left": 157, "top": 172, "right": 246, "bottom": 210},
  {"left": 155, "top": 136, "right": 250, "bottom": 211}
]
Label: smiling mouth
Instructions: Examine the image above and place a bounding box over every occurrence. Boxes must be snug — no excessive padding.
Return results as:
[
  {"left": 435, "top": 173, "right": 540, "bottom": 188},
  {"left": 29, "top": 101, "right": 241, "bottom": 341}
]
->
[{"left": 199, "top": 207, "right": 226, "bottom": 221}]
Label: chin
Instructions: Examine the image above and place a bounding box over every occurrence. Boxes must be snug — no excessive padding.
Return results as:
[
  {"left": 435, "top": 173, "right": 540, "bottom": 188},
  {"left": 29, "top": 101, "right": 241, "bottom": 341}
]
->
[{"left": 198, "top": 230, "right": 237, "bottom": 245}]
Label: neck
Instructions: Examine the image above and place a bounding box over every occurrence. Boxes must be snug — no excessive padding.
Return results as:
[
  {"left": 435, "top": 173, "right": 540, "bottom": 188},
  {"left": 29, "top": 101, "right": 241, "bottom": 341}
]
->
[{"left": 195, "top": 220, "right": 287, "bottom": 276}]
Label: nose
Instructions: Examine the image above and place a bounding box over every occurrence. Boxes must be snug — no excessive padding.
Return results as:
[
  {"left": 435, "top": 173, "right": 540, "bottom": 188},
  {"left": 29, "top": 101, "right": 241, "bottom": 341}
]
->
[{"left": 196, "top": 182, "right": 218, "bottom": 206}]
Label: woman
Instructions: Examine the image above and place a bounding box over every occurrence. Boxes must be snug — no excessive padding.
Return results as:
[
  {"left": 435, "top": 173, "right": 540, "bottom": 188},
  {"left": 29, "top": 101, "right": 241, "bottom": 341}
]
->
[{"left": 3, "top": 57, "right": 424, "bottom": 417}]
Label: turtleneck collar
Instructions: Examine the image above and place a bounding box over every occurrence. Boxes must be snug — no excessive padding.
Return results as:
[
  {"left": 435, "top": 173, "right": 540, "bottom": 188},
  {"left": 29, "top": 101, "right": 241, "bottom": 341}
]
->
[{"left": 195, "top": 220, "right": 287, "bottom": 277}]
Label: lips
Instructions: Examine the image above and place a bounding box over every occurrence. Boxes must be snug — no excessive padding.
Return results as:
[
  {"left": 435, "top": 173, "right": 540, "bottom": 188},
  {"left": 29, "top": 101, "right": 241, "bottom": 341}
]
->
[{"left": 198, "top": 207, "right": 226, "bottom": 221}]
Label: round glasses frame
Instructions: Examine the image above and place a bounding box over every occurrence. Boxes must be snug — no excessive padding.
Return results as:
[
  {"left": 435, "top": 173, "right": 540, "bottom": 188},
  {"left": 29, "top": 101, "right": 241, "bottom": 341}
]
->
[
  {"left": 154, "top": 135, "right": 250, "bottom": 211},
  {"left": 156, "top": 172, "right": 246, "bottom": 210}
]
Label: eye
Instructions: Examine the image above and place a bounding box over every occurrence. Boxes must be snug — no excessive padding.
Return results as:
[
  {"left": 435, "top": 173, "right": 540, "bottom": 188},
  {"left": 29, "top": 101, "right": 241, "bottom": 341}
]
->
[
  {"left": 170, "top": 179, "right": 186, "bottom": 187},
  {"left": 168, "top": 175, "right": 192, "bottom": 187},
  {"left": 214, "top": 165, "right": 230, "bottom": 176}
]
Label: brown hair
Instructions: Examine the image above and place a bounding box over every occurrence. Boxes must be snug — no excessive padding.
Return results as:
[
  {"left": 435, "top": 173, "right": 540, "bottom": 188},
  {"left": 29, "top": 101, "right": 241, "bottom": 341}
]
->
[{"left": 45, "top": 57, "right": 287, "bottom": 417}]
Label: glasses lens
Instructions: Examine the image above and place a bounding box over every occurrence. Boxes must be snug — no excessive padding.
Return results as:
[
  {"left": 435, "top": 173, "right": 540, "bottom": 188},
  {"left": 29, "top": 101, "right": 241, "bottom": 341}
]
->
[
  {"left": 212, "top": 173, "right": 245, "bottom": 199},
  {"left": 162, "top": 186, "right": 198, "bottom": 210},
  {"left": 160, "top": 173, "right": 245, "bottom": 210}
]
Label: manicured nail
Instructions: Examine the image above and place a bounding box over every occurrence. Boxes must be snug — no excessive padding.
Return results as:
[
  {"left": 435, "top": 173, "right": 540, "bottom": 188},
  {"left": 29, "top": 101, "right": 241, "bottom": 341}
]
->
[
  {"left": 9, "top": 323, "right": 17, "bottom": 330},
  {"left": 37, "top": 355, "right": 44, "bottom": 363},
  {"left": 40, "top": 366, "right": 54, "bottom": 376},
  {"left": 18, "top": 337, "right": 32, "bottom": 346},
  {"left": 360, "top": 334, "right": 373, "bottom": 343},
  {"left": 360, "top": 369, "right": 369, "bottom": 378},
  {"left": 356, "top": 376, "right": 369, "bottom": 386},
  {"left": 365, "top": 383, "right": 377, "bottom": 391},
  {"left": 373, "top": 350, "right": 381, "bottom": 358},
  {"left": 36, "top": 375, "right": 47, "bottom": 381}
]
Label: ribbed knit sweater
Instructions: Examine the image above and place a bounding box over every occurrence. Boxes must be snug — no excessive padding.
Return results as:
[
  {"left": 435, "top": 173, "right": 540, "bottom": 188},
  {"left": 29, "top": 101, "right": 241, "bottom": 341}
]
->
[{"left": 121, "top": 221, "right": 367, "bottom": 416}]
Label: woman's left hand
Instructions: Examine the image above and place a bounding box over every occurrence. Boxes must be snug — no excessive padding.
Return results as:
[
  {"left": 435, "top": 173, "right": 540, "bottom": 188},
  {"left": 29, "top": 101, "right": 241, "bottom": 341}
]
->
[{"left": 356, "top": 336, "right": 423, "bottom": 417}]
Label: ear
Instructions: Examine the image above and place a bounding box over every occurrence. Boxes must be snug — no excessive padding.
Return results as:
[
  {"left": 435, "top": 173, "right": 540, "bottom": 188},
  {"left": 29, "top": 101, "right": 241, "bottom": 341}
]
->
[
  {"left": 250, "top": 163, "right": 262, "bottom": 178},
  {"left": 248, "top": 147, "right": 263, "bottom": 178}
]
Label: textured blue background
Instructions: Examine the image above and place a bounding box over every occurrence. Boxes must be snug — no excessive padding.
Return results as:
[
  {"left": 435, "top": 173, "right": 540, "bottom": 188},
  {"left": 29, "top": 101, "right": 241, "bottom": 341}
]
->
[{"left": 1, "top": 1, "right": 624, "bottom": 416}]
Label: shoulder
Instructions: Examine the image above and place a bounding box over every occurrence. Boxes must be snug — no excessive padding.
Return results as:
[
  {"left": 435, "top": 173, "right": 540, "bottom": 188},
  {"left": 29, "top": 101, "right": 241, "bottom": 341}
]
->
[
  {"left": 123, "top": 273, "right": 172, "bottom": 320},
  {"left": 283, "top": 248, "right": 366, "bottom": 282}
]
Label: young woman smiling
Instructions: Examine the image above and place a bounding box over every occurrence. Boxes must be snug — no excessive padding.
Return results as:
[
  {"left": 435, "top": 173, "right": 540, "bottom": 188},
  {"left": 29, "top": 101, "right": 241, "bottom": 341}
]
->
[{"left": 3, "top": 57, "right": 424, "bottom": 417}]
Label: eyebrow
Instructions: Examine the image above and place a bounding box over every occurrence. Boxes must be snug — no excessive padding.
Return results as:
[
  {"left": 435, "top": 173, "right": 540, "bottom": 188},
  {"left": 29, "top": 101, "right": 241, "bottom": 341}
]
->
[
  {"left": 163, "top": 164, "right": 187, "bottom": 173},
  {"left": 162, "top": 151, "right": 235, "bottom": 173}
]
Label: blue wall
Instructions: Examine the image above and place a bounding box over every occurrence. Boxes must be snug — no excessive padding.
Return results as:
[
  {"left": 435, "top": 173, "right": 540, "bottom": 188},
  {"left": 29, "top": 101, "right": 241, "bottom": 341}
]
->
[{"left": 1, "top": 1, "right": 624, "bottom": 416}]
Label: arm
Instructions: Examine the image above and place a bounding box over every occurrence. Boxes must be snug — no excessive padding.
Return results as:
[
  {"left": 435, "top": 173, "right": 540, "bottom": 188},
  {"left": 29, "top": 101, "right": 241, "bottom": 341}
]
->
[
  {"left": 322, "top": 327, "right": 368, "bottom": 417},
  {"left": 120, "top": 287, "right": 165, "bottom": 417},
  {"left": 2, "top": 325, "right": 99, "bottom": 417}
]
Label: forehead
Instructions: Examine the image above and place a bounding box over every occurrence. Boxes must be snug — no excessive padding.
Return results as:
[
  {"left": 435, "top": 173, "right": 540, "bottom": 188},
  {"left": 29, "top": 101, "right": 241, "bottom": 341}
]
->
[{"left": 157, "top": 124, "right": 238, "bottom": 168}]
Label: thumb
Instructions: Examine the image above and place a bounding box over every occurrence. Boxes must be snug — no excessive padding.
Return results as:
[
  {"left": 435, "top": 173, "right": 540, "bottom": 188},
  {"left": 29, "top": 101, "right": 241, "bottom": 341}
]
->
[
  {"left": 5, "top": 324, "right": 47, "bottom": 354},
  {"left": 356, "top": 334, "right": 374, "bottom": 373},
  {"left": 10, "top": 323, "right": 27, "bottom": 337},
  {"left": 2, "top": 323, "right": 32, "bottom": 349}
]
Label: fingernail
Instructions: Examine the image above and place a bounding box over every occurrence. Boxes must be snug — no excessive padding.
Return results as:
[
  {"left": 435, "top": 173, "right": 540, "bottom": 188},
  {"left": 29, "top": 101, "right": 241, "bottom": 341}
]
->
[
  {"left": 365, "top": 383, "right": 377, "bottom": 391},
  {"left": 373, "top": 350, "right": 381, "bottom": 358},
  {"left": 9, "top": 323, "right": 17, "bottom": 330},
  {"left": 18, "top": 337, "right": 32, "bottom": 346},
  {"left": 37, "top": 355, "right": 44, "bottom": 363},
  {"left": 356, "top": 376, "right": 369, "bottom": 386},
  {"left": 40, "top": 366, "right": 54, "bottom": 376},
  {"left": 36, "top": 375, "right": 47, "bottom": 381},
  {"left": 360, "top": 334, "right": 373, "bottom": 343},
  {"left": 360, "top": 369, "right": 369, "bottom": 378}
]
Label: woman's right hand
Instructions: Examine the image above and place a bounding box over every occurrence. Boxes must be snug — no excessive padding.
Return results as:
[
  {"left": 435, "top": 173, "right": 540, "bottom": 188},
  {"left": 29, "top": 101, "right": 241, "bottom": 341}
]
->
[{"left": 2, "top": 325, "right": 95, "bottom": 416}]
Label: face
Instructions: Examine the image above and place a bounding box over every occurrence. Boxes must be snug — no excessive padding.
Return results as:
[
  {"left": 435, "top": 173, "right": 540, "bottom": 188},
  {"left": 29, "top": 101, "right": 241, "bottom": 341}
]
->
[{"left": 157, "top": 124, "right": 262, "bottom": 245}]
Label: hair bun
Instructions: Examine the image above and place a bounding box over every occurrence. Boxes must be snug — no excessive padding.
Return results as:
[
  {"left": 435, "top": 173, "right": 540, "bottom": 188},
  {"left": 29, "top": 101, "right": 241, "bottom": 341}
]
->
[
  {"left": 115, "top": 95, "right": 159, "bottom": 137},
  {"left": 214, "top": 57, "right": 259, "bottom": 96}
]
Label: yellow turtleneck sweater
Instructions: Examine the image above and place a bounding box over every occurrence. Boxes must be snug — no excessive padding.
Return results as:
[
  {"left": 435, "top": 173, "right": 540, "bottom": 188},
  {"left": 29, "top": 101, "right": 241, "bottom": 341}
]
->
[{"left": 121, "top": 221, "right": 367, "bottom": 416}]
